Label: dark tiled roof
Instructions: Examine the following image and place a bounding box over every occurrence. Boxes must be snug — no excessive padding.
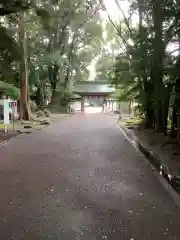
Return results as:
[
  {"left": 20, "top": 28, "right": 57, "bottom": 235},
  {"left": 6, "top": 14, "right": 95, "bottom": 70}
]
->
[{"left": 73, "top": 81, "right": 115, "bottom": 94}]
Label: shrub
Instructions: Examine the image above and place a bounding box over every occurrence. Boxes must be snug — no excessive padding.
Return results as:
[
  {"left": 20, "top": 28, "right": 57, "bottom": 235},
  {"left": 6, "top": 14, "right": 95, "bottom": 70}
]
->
[
  {"left": 36, "top": 110, "right": 45, "bottom": 117},
  {"left": 30, "top": 101, "right": 37, "bottom": 112},
  {"left": 44, "top": 109, "right": 51, "bottom": 117}
]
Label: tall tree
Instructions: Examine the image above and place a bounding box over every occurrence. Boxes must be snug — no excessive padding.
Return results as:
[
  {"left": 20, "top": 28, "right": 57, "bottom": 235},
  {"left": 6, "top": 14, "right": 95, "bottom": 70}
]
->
[{"left": 19, "top": 12, "right": 31, "bottom": 120}]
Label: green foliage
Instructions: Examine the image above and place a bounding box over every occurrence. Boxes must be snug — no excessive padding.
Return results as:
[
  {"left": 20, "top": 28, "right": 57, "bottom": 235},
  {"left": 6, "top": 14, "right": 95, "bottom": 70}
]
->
[
  {"left": 24, "top": 0, "right": 103, "bottom": 98},
  {"left": 42, "top": 53, "right": 68, "bottom": 67},
  {"left": 0, "top": 0, "right": 31, "bottom": 15},
  {"left": 0, "top": 0, "right": 104, "bottom": 109},
  {"left": 0, "top": 81, "right": 19, "bottom": 99},
  {"left": 100, "top": 0, "right": 180, "bottom": 134}
]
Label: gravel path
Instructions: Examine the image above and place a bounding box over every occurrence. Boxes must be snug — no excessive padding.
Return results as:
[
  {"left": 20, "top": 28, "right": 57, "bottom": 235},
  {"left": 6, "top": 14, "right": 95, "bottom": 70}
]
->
[{"left": 0, "top": 114, "right": 179, "bottom": 239}]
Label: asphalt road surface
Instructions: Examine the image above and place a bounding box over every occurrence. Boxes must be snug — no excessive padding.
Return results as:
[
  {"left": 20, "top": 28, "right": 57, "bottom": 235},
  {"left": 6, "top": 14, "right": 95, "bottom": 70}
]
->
[{"left": 0, "top": 114, "right": 180, "bottom": 240}]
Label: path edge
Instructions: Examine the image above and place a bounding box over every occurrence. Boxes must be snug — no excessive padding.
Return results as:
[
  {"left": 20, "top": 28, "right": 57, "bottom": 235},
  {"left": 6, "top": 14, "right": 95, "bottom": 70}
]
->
[{"left": 117, "top": 124, "right": 180, "bottom": 208}]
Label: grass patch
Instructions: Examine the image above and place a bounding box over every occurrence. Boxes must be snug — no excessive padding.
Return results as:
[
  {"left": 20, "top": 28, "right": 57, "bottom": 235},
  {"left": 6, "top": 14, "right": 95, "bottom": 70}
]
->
[
  {"left": 0, "top": 119, "right": 49, "bottom": 133},
  {"left": 0, "top": 113, "right": 69, "bottom": 133},
  {"left": 168, "top": 119, "right": 171, "bottom": 129},
  {"left": 0, "top": 123, "right": 14, "bottom": 129},
  {"left": 124, "top": 117, "right": 143, "bottom": 126},
  {"left": 123, "top": 117, "right": 171, "bottom": 129}
]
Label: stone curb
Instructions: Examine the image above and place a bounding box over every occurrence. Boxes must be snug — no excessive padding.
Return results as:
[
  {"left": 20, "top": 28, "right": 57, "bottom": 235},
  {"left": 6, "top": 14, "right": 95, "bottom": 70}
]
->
[{"left": 119, "top": 124, "right": 180, "bottom": 194}]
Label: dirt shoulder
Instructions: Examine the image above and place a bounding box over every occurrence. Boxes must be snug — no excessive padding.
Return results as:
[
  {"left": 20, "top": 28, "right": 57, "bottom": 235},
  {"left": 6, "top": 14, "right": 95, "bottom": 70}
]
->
[
  {"left": 119, "top": 118, "right": 180, "bottom": 190},
  {"left": 0, "top": 113, "right": 72, "bottom": 145}
]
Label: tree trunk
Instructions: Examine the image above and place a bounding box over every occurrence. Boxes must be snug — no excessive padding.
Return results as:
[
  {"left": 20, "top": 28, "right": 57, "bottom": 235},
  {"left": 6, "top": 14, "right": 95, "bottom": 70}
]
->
[
  {"left": 51, "top": 88, "right": 59, "bottom": 105},
  {"left": 128, "top": 100, "right": 131, "bottom": 116},
  {"left": 155, "top": 104, "right": 164, "bottom": 132},
  {"left": 170, "top": 79, "right": 180, "bottom": 138},
  {"left": 164, "top": 101, "right": 169, "bottom": 136},
  {"left": 163, "top": 85, "right": 172, "bottom": 135},
  {"left": 177, "top": 108, "right": 180, "bottom": 143},
  {"left": 170, "top": 32, "right": 180, "bottom": 138},
  {"left": 144, "top": 81, "right": 155, "bottom": 128},
  {"left": 48, "top": 64, "right": 60, "bottom": 107},
  {"left": 144, "top": 108, "right": 154, "bottom": 128},
  {"left": 35, "top": 85, "right": 44, "bottom": 107},
  {"left": 138, "top": 0, "right": 154, "bottom": 127},
  {"left": 137, "top": 1, "right": 156, "bottom": 129},
  {"left": 151, "top": 0, "right": 165, "bottom": 132},
  {"left": 19, "top": 12, "right": 31, "bottom": 120},
  {"left": 171, "top": 105, "right": 178, "bottom": 138},
  {"left": 175, "top": 32, "right": 180, "bottom": 142}
]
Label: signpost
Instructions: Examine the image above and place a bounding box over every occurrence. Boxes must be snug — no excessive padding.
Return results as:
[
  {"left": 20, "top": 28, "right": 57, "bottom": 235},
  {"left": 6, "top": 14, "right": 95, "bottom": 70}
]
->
[
  {"left": 4, "top": 99, "right": 9, "bottom": 133},
  {"left": 12, "top": 103, "right": 15, "bottom": 133},
  {"left": 9, "top": 101, "right": 17, "bottom": 133},
  {"left": 3, "top": 100, "right": 17, "bottom": 133}
]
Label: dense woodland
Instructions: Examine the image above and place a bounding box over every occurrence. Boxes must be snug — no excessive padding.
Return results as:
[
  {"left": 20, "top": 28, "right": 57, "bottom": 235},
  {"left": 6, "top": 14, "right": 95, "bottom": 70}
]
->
[
  {"left": 0, "top": 0, "right": 105, "bottom": 118},
  {"left": 101, "top": 0, "right": 180, "bottom": 143},
  {"left": 1, "top": 0, "right": 180, "bottom": 143}
]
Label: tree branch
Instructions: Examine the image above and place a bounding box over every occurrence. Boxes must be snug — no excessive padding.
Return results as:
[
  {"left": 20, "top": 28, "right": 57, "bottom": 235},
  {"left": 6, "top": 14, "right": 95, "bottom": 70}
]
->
[
  {"left": 106, "top": 9, "right": 129, "bottom": 50},
  {"left": 114, "top": 0, "right": 133, "bottom": 37},
  {"left": 164, "top": 15, "right": 180, "bottom": 47}
]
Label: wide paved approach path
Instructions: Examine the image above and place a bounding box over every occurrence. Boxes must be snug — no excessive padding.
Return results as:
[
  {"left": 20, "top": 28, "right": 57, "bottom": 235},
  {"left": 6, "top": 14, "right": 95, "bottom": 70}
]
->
[{"left": 0, "top": 114, "right": 180, "bottom": 239}]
